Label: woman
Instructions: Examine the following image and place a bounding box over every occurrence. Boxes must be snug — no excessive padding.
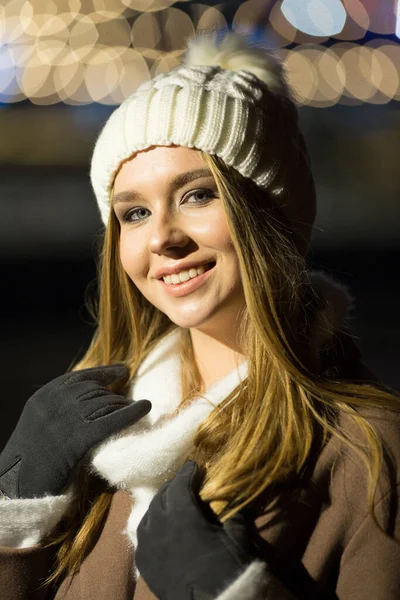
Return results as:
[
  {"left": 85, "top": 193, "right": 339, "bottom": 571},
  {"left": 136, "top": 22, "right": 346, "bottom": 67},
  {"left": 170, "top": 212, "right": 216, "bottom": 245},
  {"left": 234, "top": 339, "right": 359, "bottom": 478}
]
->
[{"left": 0, "top": 31, "right": 399, "bottom": 600}]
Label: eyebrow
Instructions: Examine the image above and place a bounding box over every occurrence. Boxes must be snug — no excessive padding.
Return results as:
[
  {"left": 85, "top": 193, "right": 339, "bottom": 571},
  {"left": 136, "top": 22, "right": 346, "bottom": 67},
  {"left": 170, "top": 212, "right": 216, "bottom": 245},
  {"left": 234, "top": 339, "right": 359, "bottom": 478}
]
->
[{"left": 112, "top": 168, "right": 214, "bottom": 205}]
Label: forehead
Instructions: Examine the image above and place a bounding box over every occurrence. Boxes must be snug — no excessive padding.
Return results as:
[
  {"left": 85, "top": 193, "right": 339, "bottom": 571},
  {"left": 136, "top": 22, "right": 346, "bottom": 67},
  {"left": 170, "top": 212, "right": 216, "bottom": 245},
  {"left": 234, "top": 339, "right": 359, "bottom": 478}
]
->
[{"left": 113, "top": 145, "right": 208, "bottom": 193}]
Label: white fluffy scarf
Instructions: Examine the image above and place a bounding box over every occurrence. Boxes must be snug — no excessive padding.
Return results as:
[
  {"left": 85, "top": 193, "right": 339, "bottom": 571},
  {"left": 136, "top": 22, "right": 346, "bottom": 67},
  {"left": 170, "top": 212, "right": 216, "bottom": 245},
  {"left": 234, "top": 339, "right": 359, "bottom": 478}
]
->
[{"left": 90, "top": 326, "right": 248, "bottom": 548}]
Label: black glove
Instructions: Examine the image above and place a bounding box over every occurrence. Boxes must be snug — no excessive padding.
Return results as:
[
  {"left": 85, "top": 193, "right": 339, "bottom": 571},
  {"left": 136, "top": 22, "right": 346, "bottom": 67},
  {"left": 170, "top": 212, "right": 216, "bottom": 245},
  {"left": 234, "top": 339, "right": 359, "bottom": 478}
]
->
[
  {"left": 0, "top": 364, "right": 151, "bottom": 499},
  {"left": 136, "top": 461, "right": 273, "bottom": 600}
]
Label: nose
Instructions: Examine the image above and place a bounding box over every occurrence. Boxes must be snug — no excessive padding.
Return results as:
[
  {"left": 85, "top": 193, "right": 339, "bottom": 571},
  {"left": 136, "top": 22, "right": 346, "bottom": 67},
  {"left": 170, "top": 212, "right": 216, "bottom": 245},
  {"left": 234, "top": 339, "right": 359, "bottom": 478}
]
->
[{"left": 148, "top": 212, "right": 190, "bottom": 255}]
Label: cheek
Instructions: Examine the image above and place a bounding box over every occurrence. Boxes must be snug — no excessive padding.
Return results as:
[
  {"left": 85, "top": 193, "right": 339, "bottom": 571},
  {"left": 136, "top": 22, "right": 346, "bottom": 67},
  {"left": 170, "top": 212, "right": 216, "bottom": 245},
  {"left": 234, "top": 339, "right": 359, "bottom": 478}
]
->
[
  {"left": 119, "top": 234, "right": 145, "bottom": 281},
  {"left": 209, "top": 213, "right": 236, "bottom": 254}
]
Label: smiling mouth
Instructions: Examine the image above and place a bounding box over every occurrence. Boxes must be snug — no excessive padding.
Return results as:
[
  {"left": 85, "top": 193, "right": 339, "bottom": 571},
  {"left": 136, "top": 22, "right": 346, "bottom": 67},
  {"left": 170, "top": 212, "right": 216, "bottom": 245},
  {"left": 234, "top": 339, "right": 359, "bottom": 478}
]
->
[{"left": 161, "top": 262, "right": 215, "bottom": 285}]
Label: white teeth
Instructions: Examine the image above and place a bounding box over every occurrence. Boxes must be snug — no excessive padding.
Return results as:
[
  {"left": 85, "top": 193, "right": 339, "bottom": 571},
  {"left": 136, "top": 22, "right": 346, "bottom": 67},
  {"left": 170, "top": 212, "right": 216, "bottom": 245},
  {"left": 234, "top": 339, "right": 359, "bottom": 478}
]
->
[{"left": 163, "top": 263, "right": 208, "bottom": 285}]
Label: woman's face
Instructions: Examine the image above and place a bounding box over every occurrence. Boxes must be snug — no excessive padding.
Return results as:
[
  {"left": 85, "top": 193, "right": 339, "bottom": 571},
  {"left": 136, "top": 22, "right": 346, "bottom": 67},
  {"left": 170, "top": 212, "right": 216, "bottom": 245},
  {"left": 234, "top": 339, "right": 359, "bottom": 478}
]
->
[{"left": 112, "top": 145, "right": 245, "bottom": 334}]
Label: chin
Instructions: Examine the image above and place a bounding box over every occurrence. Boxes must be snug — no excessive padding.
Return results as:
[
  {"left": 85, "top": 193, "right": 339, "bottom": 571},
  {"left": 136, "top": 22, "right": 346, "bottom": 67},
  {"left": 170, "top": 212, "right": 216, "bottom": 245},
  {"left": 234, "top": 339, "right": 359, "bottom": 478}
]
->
[{"left": 167, "top": 316, "right": 209, "bottom": 330}]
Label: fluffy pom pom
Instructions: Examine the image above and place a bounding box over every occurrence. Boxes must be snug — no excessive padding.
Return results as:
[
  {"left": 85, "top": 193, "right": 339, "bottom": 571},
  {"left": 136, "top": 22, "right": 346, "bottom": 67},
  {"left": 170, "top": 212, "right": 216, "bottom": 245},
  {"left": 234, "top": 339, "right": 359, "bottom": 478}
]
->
[{"left": 183, "top": 30, "right": 290, "bottom": 97}]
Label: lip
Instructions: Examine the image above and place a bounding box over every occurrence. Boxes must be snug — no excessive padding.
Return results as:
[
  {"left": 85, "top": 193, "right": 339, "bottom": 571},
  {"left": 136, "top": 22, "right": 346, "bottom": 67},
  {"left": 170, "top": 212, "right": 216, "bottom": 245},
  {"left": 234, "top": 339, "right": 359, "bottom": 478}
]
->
[
  {"left": 154, "top": 260, "right": 214, "bottom": 280},
  {"left": 158, "top": 263, "right": 215, "bottom": 297}
]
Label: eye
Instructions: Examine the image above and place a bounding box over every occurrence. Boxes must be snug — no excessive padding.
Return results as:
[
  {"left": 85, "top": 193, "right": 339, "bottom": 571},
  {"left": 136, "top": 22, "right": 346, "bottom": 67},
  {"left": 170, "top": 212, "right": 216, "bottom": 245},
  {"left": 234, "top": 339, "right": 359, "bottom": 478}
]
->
[
  {"left": 183, "top": 188, "right": 216, "bottom": 205},
  {"left": 120, "top": 188, "right": 216, "bottom": 223}
]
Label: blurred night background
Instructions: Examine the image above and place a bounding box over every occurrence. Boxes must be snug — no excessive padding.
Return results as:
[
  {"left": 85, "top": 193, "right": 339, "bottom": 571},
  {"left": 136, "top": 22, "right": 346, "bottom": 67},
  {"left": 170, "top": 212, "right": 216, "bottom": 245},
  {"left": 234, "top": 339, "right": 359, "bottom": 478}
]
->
[{"left": 0, "top": 0, "right": 399, "bottom": 447}]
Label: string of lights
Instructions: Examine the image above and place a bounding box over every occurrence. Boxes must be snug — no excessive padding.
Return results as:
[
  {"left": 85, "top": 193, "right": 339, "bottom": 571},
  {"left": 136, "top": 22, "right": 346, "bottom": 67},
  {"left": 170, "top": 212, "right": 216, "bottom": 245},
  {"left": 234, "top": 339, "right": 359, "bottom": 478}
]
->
[{"left": 0, "top": 0, "right": 399, "bottom": 106}]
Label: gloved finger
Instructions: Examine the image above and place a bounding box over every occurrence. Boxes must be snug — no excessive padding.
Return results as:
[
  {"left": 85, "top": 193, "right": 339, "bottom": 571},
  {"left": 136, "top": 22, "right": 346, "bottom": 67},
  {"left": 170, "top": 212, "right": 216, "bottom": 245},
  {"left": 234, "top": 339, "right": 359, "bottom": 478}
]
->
[
  {"left": 163, "top": 461, "right": 205, "bottom": 514},
  {"left": 82, "top": 394, "right": 131, "bottom": 421},
  {"left": 90, "top": 398, "right": 152, "bottom": 434},
  {"left": 62, "top": 364, "right": 130, "bottom": 388}
]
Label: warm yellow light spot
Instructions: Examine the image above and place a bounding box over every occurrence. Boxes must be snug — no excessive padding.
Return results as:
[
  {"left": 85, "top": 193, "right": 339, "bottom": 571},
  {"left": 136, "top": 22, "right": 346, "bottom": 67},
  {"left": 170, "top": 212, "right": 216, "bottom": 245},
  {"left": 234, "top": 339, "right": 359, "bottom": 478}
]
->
[
  {"left": 4, "top": 0, "right": 27, "bottom": 19},
  {"left": 339, "top": 46, "right": 378, "bottom": 101},
  {"left": 85, "top": 49, "right": 122, "bottom": 103},
  {"left": 268, "top": 0, "right": 297, "bottom": 46},
  {"left": 163, "top": 8, "right": 195, "bottom": 52},
  {"left": 68, "top": 14, "right": 98, "bottom": 62},
  {"left": 284, "top": 48, "right": 318, "bottom": 104},
  {"left": 30, "top": 67, "right": 60, "bottom": 105},
  {"left": 122, "top": 0, "right": 175, "bottom": 11},
  {"left": 91, "top": 0, "right": 126, "bottom": 22},
  {"left": 370, "top": 49, "right": 398, "bottom": 103},
  {"left": 131, "top": 12, "right": 161, "bottom": 49},
  {"left": 117, "top": 47, "right": 150, "bottom": 99},
  {"left": 95, "top": 16, "right": 131, "bottom": 50},
  {"left": 365, "top": 41, "right": 400, "bottom": 102},
  {"left": 196, "top": 6, "right": 227, "bottom": 33},
  {"left": 377, "top": 43, "right": 400, "bottom": 100},
  {"left": 7, "top": 42, "right": 34, "bottom": 68},
  {"left": 335, "top": 0, "right": 369, "bottom": 40},
  {"left": 232, "top": 0, "right": 272, "bottom": 36},
  {"left": 84, "top": 45, "right": 119, "bottom": 65},
  {"left": 311, "top": 47, "right": 345, "bottom": 106},
  {"left": 18, "top": 58, "right": 51, "bottom": 97},
  {"left": 35, "top": 39, "right": 67, "bottom": 66},
  {"left": 54, "top": 59, "right": 85, "bottom": 101},
  {"left": 153, "top": 49, "right": 184, "bottom": 76},
  {"left": 1, "top": 16, "right": 24, "bottom": 44},
  {"left": 137, "top": 47, "right": 163, "bottom": 61},
  {"left": 0, "top": 46, "right": 16, "bottom": 93}
]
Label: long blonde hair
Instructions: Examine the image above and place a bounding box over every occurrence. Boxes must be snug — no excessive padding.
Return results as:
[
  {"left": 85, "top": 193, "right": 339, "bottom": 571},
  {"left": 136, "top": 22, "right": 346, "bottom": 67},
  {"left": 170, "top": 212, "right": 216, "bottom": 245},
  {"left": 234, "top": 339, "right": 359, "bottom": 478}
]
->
[{"left": 42, "top": 150, "right": 399, "bottom": 588}]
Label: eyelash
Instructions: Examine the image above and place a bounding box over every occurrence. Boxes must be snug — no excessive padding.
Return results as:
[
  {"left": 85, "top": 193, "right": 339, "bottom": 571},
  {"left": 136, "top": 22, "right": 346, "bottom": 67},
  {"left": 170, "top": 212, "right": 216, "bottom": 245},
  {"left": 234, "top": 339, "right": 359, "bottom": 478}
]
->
[{"left": 121, "top": 189, "right": 216, "bottom": 223}]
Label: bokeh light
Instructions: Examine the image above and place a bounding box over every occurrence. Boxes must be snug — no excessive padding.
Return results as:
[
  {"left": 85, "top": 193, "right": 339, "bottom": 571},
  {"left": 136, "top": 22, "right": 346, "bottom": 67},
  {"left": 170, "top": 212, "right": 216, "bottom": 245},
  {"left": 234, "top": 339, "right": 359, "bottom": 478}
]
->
[
  {"left": 152, "top": 49, "right": 184, "bottom": 76},
  {"left": 53, "top": 59, "right": 85, "bottom": 102},
  {"left": 163, "top": 8, "right": 195, "bottom": 52},
  {"left": 0, "top": 46, "right": 16, "bottom": 93},
  {"left": 232, "top": 0, "right": 273, "bottom": 36},
  {"left": 131, "top": 12, "right": 161, "bottom": 50},
  {"left": 111, "top": 47, "right": 149, "bottom": 102},
  {"left": 0, "top": 0, "right": 399, "bottom": 107},
  {"left": 95, "top": 15, "right": 131, "bottom": 52},
  {"left": 368, "top": 40, "right": 400, "bottom": 101},
  {"left": 196, "top": 6, "right": 228, "bottom": 33},
  {"left": 267, "top": 0, "right": 297, "bottom": 47},
  {"left": 281, "top": 0, "right": 346, "bottom": 36},
  {"left": 90, "top": 0, "right": 126, "bottom": 23},
  {"left": 370, "top": 48, "right": 399, "bottom": 103},
  {"left": 121, "top": 0, "right": 175, "bottom": 12},
  {"left": 334, "top": 0, "right": 370, "bottom": 40},
  {"left": 364, "top": 0, "right": 397, "bottom": 35},
  {"left": 68, "top": 14, "right": 98, "bottom": 62},
  {"left": 17, "top": 57, "right": 52, "bottom": 98},
  {"left": 85, "top": 52, "right": 122, "bottom": 104},
  {"left": 339, "top": 45, "right": 378, "bottom": 103},
  {"left": 283, "top": 48, "right": 319, "bottom": 104},
  {"left": 307, "top": 46, "right": 345, "bottom": 106}
]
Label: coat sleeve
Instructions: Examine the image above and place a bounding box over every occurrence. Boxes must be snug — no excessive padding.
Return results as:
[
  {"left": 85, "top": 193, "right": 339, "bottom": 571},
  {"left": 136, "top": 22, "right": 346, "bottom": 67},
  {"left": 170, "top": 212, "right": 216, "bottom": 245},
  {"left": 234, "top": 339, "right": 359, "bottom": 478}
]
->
[{"left": 336, "top": 483, "right": 400, "bottom": 600}]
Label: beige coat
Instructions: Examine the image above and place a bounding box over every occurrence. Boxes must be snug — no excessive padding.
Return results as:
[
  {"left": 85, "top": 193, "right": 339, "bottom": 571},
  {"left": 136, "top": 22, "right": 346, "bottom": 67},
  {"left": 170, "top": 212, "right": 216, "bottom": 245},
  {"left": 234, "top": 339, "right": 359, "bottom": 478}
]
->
[{"left": 1, "top": 401, "right": 400, "bottom": 600}]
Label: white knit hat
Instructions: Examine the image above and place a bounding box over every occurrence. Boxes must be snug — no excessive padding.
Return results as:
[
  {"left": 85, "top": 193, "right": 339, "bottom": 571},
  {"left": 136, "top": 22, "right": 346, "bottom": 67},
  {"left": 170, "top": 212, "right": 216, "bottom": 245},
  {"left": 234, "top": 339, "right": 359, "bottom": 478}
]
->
[{"left": 90, "top": 31, "right": 316, "bottom": 255}]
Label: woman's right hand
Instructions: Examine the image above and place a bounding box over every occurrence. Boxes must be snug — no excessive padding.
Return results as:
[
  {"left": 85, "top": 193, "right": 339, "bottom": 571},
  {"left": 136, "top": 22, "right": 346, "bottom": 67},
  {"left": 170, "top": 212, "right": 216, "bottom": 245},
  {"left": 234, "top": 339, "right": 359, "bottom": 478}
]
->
[{"left": 0, "top": 364, "right": 151, "bottom": 499}]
